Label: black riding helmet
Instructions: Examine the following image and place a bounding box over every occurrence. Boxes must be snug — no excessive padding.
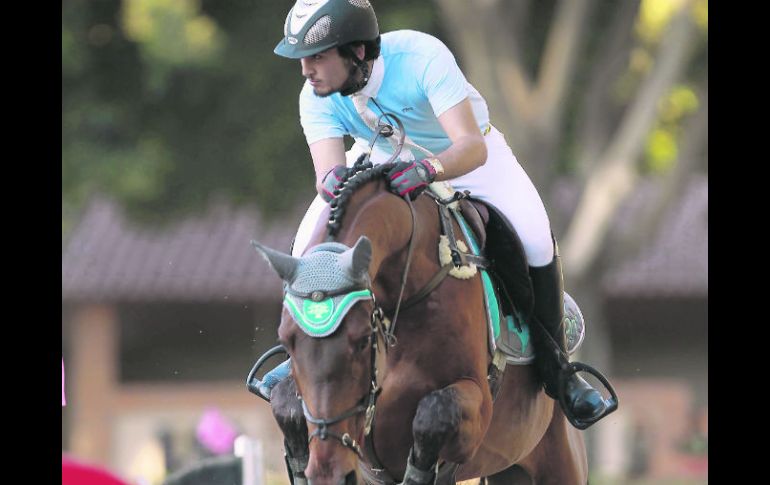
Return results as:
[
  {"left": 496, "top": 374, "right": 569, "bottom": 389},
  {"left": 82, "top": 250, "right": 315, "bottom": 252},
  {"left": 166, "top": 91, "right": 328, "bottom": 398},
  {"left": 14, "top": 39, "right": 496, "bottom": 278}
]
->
[{"left": 274, "top": 0, "right": 379, "bottom": 59}]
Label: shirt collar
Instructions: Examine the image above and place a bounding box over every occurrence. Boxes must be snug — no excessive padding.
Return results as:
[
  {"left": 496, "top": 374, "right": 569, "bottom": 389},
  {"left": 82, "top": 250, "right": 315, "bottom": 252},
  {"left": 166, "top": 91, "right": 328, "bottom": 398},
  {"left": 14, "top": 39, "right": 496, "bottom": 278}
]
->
[{"left": 358, "top": 56, "right": 384, "bottom": 99}]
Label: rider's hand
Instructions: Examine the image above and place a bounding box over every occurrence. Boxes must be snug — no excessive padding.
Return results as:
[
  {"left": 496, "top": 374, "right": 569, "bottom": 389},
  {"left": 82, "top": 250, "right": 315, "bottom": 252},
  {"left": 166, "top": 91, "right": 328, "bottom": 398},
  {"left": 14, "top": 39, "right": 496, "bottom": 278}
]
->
[
  {"left": 387, "top": 159, "right": 437, "bottom": 200},
  {"left": 320, "top": 164, "right": 348, "bottom": 203}
]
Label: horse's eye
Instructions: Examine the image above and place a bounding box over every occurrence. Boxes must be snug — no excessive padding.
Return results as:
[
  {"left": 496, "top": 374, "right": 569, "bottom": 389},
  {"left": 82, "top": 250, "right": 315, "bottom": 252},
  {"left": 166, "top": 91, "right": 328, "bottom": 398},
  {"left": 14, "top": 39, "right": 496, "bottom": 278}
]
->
[{"left": 355, "top": 335, "right": 371, "bottom": 353}]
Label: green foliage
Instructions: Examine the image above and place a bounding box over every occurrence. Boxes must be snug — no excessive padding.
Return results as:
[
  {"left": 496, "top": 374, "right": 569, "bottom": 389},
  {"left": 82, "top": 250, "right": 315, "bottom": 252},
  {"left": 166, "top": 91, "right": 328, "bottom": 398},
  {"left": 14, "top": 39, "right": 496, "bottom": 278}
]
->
[
  {"left": 643, "top": 83, "right": 701, "bottom": 174},
  {"left": 633, "top": 0, "right": 707, "bottom": 174},
  {"left": 63, "top": 0, "right": 707, "bottom": 237},
  {"left": 378, "top": 2, "right": 438, "bottom": 34},
  {"left": 62, "top": 0, "right": 441, "bottom": 236},
  {"left": 557, "top": 0, "right": 707, "bottom": 176}
]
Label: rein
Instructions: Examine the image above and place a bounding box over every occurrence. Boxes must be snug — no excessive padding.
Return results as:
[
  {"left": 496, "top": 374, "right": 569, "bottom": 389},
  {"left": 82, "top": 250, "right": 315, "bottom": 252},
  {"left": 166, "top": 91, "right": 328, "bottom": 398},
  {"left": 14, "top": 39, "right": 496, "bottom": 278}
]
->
[{"left": 383, "top": 195, "right": 416, "bottom": 345}]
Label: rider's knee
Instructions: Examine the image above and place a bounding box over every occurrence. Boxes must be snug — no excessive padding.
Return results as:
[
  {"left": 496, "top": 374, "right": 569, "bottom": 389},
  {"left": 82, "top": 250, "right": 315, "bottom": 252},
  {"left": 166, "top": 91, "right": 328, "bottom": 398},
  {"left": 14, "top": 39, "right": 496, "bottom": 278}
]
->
[{"left": 524, "top": 234, "right": 556, "bottom": 267}]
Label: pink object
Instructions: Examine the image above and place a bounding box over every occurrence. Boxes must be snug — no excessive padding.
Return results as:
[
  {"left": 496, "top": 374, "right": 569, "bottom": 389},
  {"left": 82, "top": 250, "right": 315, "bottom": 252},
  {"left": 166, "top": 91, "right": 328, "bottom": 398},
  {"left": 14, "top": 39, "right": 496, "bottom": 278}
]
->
[
  {"left": 196, "top": 407, "right": 238, "bottom": 455},
  {"left": 62, "top": 359, "right": 66, "bottom": 406},
  {"left": 62, "top": 455, "right": 131, "bottom": 485}
]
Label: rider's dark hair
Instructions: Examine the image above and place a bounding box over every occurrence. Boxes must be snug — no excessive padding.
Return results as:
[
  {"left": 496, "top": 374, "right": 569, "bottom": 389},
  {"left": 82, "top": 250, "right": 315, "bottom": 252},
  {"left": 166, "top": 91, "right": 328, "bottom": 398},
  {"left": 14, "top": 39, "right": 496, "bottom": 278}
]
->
[
  {"left": 337, "top": 36, "right": 382, "bottom": 62},
  {"left": 337, "top": 36, "right": 381, "bottom": 96}
]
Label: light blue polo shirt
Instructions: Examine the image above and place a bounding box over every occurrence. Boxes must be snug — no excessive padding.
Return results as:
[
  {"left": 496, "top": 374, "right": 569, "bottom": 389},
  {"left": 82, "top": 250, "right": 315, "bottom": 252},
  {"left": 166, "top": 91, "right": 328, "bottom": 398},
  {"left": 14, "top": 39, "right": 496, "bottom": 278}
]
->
[{"left": 299, "top": 30, "right": 490, "bottom": 158}]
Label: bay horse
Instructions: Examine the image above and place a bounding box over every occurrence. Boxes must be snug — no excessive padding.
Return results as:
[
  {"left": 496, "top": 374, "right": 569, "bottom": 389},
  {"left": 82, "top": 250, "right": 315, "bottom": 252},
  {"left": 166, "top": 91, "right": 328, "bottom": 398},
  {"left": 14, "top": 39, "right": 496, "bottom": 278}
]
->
[{"left": 251, "top": 161, "right": 591, "bottom": 485}]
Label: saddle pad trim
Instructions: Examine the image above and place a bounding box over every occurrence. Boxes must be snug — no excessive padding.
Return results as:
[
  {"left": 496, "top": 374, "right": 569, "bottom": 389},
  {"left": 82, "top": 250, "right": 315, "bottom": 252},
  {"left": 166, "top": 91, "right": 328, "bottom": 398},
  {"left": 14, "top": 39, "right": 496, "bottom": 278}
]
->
[
  {"left": 501, "top": 293, "right": 587, "bottom": 365},
  {"left": 450, "top": 203, "right": 586, "bottom": 366}
]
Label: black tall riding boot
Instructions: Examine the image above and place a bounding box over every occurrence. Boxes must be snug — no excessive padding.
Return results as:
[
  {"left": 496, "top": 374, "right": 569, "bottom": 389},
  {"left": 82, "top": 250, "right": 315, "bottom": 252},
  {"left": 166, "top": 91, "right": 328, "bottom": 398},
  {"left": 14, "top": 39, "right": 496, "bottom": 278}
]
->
[{"left": 529, "top": 243, "right": 607, "bottom": 423}]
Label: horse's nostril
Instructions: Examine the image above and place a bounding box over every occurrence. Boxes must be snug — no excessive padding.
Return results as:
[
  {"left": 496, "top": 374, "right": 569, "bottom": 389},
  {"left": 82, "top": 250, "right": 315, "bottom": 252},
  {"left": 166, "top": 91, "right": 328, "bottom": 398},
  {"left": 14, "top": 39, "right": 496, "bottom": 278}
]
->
[{"left": 343, "top": 470, "right": 358, "bottom": 485}]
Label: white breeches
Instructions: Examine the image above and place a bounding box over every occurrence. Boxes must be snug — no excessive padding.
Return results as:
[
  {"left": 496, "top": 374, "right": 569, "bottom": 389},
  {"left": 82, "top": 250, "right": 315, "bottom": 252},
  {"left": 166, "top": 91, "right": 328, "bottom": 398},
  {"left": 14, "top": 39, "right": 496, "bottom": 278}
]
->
[{"left": 291, "top": 126, "right": 555, "bottom": 267}]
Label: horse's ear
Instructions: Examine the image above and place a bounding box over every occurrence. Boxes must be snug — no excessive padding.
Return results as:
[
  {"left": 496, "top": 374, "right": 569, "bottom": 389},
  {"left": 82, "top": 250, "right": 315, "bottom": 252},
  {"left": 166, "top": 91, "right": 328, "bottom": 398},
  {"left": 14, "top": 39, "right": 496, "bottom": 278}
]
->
[
  {"left": 342, "top": 236, "right": 372, "bottom": 282},
  {"left": 251, "top": 240, "right": 299, "bottom": 282}
]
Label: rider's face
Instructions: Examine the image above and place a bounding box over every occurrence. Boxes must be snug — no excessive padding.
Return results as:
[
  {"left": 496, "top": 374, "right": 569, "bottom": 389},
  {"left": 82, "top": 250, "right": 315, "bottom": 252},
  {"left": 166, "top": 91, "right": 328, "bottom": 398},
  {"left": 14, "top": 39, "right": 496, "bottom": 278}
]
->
[{"left": 301, "top": 48, "right": 356, "bottom": 97}]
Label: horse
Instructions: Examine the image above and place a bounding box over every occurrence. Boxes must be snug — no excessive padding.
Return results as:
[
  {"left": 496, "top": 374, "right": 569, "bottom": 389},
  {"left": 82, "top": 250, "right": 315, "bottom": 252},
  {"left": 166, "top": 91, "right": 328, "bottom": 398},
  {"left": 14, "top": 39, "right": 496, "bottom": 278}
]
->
[{"left": 250, "top": 161, "right": 592, "bottom": 485}]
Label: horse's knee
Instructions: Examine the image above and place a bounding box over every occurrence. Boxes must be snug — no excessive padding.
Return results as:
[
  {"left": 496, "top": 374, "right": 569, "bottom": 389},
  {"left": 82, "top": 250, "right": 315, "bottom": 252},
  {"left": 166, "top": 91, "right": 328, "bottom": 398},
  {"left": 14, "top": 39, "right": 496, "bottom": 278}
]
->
[
  {"left": 271, "top": 377, "right": 309, "bottom": 477},
  {"left": 271, "top": 378, "right": 307, "bottom": 437},
  {"left": 413, "top": 387, "right": 462, "bottom": 447}
]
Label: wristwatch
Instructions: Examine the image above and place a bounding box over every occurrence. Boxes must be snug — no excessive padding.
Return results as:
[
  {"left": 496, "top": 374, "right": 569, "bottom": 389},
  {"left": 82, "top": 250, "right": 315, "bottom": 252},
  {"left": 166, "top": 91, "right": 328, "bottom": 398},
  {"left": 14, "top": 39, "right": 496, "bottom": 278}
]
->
[{"left": 425, "top": 157, "right": 445, "bottom": 176}]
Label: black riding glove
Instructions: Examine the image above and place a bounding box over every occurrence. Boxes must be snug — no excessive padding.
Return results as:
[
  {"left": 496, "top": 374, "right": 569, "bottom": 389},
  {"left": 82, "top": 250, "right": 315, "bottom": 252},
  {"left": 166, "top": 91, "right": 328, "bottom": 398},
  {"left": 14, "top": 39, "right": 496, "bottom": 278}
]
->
[
  {"left": 320, "top": 164, "right": 348, "bottom": 203},
  {"left": 386, "top": 159, "right": 437, "bottom": 200}
]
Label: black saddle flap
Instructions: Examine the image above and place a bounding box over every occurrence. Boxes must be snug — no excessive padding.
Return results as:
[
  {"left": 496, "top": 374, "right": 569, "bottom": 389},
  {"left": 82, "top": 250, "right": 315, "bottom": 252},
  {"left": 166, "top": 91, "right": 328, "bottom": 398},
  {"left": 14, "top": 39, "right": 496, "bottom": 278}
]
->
[{"left": 469, "top": 199, "right": 534, "bottom": 318}]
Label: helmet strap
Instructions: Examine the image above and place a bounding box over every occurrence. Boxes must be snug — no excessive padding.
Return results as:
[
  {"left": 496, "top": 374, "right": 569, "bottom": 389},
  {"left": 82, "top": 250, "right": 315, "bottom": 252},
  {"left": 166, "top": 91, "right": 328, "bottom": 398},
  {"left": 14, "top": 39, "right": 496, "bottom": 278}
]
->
[{"left": 339, "top": 48, "right": 371, "bottom": 96}]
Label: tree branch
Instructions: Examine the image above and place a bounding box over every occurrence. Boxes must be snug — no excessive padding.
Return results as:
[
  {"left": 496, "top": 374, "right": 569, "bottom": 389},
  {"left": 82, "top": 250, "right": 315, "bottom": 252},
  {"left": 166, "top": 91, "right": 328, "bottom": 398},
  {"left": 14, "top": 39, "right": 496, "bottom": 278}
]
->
[
  {"left": 434, "top": 0, "right": 527, "bottom": 143},
  {"left": 575, "top": 0, "right": 641, "bottom": 178},
  {"left": 561, "top": 2, "right": 700, "bottom": 279},
  {"left": 509, "top": 0, "right": 533, "bottom": 38},
  {"left": 487, "top": 0, "right": 535, "bottom": 122},
  {"left": 534, "top": 0, "right": 594, "bottom": 131},
  {"left": 607, "top": 77, "right": 708, "bottom": 267}
]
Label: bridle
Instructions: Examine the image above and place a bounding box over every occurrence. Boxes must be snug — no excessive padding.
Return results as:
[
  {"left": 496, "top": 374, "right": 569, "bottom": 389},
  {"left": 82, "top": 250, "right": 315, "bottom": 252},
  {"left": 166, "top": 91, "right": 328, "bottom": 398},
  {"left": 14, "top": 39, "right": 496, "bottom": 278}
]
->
[{"left": 299, "top": 292, "right": 388, "bottom": 459}]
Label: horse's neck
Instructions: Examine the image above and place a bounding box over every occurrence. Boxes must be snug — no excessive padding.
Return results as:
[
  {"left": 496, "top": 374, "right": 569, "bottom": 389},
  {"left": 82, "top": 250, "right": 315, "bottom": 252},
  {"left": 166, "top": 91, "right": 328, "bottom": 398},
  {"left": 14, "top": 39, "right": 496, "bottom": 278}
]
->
[{"left": 335, "top": 182, "right": 429, "bottom": 291}]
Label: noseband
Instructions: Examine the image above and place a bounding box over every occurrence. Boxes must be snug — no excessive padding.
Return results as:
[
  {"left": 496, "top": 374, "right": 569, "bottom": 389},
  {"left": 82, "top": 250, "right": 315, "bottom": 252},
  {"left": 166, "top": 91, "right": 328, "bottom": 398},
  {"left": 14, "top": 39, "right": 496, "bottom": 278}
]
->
[{"left": 300, "top": 302, "right": 387, "bottom": 459}]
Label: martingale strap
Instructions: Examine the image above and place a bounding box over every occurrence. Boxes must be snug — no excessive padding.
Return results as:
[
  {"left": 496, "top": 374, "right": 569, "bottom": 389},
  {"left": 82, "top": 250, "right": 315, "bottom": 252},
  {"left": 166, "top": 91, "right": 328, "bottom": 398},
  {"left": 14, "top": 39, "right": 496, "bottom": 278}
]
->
[{"left": 398, "top": 196, "right": 489, "bottom": 312}]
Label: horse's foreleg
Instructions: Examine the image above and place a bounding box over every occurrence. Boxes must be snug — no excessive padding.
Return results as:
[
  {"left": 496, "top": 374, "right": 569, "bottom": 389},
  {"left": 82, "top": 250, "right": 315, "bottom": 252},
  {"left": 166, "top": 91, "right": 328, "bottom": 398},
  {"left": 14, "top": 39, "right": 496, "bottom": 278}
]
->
[
  {"left": 271, "top": 376, "right": 310, "bottom": 485},
  {"left": 405, "top": 379, "right": 491, "bottom": 485}
]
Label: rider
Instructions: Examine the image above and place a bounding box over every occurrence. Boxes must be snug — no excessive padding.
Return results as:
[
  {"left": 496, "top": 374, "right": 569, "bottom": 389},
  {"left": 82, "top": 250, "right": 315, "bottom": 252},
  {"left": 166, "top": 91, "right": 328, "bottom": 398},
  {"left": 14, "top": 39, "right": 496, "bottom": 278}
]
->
[{"left": 258, "top": 0, "right": 609, "bottom": 427}]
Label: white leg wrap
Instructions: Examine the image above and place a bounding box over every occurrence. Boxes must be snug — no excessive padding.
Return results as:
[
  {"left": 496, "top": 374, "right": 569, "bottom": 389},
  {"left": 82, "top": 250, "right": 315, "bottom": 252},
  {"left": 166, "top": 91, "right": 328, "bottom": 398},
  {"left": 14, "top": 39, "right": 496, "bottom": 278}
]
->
[{"left": 291, "top": 195, "right": 328, "bottom": 257}]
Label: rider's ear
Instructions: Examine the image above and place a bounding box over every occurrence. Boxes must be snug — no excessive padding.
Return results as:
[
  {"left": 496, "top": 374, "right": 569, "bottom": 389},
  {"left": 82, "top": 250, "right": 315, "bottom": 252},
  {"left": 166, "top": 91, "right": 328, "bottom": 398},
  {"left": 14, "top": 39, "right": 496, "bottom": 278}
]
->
[
  {"left": 251, "top": 240, "right": 299, "bottom": 283},
  {"left": 341, "top": 236, "right": 372, "bottom": 282},
  {"left": 354, "top": 43, "right": 366, "bottom": 62}
]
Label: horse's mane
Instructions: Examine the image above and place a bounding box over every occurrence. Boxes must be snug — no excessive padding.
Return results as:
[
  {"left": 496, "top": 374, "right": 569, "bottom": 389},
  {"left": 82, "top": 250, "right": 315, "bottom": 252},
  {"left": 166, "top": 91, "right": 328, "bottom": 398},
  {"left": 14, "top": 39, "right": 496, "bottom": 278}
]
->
[
  {"left": 322, "top": 159, "right": 423, "bottom": 305},
  {"left": 325, "top": 158, "right": 393, "bottom": 240}
]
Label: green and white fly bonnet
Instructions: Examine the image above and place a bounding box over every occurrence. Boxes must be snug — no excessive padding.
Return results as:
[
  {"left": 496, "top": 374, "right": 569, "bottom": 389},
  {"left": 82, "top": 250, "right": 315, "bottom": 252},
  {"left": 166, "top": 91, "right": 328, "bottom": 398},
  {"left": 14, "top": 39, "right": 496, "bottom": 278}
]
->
[{"left": 252, "top": 236, "right": 374, "bottom": 337}]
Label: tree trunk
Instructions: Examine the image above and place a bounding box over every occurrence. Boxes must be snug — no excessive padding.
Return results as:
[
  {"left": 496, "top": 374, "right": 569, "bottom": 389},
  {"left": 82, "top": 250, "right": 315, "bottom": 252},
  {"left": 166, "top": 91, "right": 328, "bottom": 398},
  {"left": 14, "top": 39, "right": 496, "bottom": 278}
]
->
[
  {"left": 561, "top": 3, "right": 700, "bottom": 280},
  {"left": 434, "top": 0, "right": 594, "bottom": 186}
]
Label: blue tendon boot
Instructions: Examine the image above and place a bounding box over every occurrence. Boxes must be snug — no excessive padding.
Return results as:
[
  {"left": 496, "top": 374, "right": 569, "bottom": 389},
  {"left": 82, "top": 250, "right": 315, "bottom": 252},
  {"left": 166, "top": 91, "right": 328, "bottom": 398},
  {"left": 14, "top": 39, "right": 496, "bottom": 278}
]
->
[{"left": 258, "top": 359, "right": 292, "bottom": 400}]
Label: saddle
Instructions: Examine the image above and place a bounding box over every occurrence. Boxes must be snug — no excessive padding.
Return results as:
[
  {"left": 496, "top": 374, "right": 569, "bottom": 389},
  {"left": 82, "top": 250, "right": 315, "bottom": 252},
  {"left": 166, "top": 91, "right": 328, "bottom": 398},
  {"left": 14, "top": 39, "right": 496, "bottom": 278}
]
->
[{"left": 427, "top": 184, "right": 585, "bottom": 366}]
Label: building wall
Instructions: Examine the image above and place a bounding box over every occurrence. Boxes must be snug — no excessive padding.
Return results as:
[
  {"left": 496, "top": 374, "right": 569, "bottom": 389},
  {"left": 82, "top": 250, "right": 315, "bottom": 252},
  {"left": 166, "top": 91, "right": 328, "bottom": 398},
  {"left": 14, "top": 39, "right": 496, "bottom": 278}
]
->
[
  {"left": 117, "top": 300, "right": 282, "bottom": 382},
  {"left": 62, "top": 299, "right": 290, "bottom": 484},
  {"left": 591, "top": 296, "right": 708, "bottom": 481},
  {"left": 607, "top": 297, "right": 707, "bottom": 407}
]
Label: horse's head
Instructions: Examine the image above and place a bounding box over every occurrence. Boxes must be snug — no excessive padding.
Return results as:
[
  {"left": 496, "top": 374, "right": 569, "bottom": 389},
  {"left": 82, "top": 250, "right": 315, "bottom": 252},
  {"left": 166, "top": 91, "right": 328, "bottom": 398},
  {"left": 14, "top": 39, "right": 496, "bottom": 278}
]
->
[{"left": 253, "top": 236, "right": 387, "bottom": 485}]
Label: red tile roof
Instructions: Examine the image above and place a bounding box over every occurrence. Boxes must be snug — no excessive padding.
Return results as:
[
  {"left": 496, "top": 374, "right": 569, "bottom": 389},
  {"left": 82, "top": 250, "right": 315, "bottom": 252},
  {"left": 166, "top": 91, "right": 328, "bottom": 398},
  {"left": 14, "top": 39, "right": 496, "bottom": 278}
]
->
[
  {"left": 62, "top": 196, "right": 309, "bottom": 303},
  {"left": 601, "top": 174, "right": 707, "bottom": 297}
]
